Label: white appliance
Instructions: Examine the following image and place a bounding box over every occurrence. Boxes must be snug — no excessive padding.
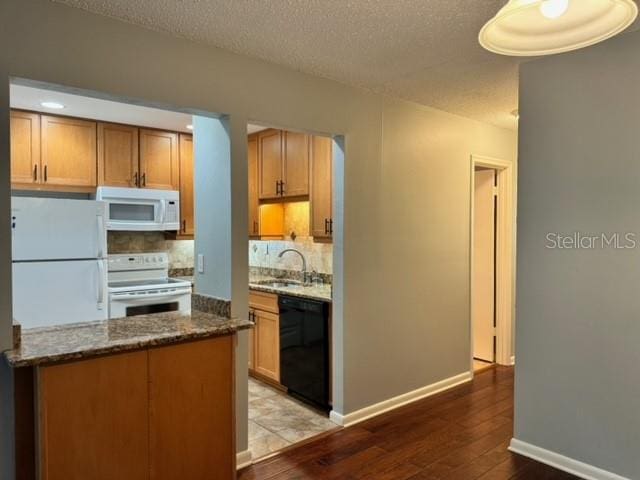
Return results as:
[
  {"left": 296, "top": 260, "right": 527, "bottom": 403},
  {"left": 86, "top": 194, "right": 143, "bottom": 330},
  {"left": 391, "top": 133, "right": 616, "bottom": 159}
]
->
[
  {"left": 108, "top": 253, "right": 192, "bottom": 319},
  {"left": 95, "top": 186, "right": 180, "bottom": 231},
  {"left": 11, "top": 197, "right": 108, "bottom": 329}
]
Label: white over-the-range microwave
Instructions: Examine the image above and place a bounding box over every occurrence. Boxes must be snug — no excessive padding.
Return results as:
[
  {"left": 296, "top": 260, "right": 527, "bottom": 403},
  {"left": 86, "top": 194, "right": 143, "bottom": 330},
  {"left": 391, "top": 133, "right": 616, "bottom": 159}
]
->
[{"left": 95, "top": 187, "right": 180, "bottom": 231}]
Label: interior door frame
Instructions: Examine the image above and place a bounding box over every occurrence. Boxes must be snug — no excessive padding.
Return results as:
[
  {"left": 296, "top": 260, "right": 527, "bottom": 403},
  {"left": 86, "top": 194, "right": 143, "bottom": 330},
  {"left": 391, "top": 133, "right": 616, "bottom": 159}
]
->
[{"left": 469, "top": 154, "right": 516, "bottom": 368}]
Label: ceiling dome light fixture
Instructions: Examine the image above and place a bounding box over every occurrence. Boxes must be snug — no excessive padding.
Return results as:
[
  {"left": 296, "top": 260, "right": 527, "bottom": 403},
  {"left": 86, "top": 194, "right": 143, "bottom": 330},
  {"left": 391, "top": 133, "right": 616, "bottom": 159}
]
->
[
  {"left": 40, "top": 101, "right": 65, "bottom": 109},
  {"left": 479, "top": 0, "right": 638, "bottom": 56}
]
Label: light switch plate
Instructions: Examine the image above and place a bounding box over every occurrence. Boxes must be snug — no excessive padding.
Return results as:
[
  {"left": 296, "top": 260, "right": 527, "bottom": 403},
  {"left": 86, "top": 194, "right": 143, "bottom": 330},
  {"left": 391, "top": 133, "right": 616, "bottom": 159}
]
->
[{"left": 197, "top": 254, "right": 205, "bottom": 273}]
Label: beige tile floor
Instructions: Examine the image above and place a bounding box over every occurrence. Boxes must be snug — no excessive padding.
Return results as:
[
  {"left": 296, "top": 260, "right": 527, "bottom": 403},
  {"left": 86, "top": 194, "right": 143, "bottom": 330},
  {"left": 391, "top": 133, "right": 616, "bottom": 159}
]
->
[{"left": 248, "top": 378, "right": 339, "bottom": 460}]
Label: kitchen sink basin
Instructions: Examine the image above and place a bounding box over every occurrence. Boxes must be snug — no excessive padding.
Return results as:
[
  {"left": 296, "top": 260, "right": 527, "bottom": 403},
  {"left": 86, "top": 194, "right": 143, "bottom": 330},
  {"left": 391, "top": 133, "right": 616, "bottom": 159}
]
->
[{"left": 255, "top": 279, "right": 303, "bottom": 288}]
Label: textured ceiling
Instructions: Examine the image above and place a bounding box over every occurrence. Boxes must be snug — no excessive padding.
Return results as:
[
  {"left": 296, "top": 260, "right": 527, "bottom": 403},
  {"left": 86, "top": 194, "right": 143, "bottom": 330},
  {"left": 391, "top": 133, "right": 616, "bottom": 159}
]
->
[{"left": 54, "top": 0, "right": 640, "bottom": 130}]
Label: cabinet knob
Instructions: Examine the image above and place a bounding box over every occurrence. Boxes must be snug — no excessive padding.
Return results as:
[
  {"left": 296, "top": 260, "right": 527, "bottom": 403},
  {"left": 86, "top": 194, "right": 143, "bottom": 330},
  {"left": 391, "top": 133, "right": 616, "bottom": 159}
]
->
[
  {"left": 33, "top": 165, "right": 38, "bottom": 182},
  {"left": 44, "top": 165, "right": 48, "bottom": 182},
  {"left": 141, "top": 173, "right": 146, "bottom": 187},
  {"left": 134, "top": 172, "right": 139, "bottom": 187}
]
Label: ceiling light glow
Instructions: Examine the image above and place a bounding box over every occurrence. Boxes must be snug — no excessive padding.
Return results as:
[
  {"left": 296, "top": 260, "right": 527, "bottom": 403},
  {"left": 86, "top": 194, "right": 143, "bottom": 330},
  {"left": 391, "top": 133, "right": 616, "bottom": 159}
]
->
[
  {"left": 40, "top": 101, "right": 65, "bottom": 109},
  {"left": 186, "top": 124, "right": 194, "bottom": 130},
  {"left": 540, "top": 0, "right": 569, "bottom": 18},
  {"left": 479, "top": 0, "right": 638, "bottom": 56}
]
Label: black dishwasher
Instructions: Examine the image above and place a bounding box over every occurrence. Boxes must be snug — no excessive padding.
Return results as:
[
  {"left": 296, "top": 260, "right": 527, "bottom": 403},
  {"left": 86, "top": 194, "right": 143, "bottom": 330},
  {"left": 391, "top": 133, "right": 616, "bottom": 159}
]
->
[{"left": 279, "top": 295, "right": 330, "bottom": 411}]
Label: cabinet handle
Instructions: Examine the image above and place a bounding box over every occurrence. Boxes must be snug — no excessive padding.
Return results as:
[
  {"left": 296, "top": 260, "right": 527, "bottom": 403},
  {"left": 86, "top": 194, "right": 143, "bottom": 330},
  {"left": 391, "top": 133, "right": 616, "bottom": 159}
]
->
[
  {"left": 329, "top": 219, "right": 333, "bottom": 235},
  {"left": 324, "top": 218, "right": 329, "bottom": 235},
  {"left": 279, "top": 180, "right": 285, "bottom": 196},
  {"left": 141, "top": 173, "right": 146, "bottom": 187},
  {"left": 182, "top": 220, "right": 186, "bottom": 233},
  {"left": 253, "top": 221, "right": 258, "bottom": 234},
  {"left": 275, "top": 180, "right": 280, "bottom": 195},
  {"left": 33, "top": 165, "right": 38, "bottom": 182},
  {"left": 44, "top": 165, "right": 48, "bottom": 182},
  {"left": 134, "top": 172, "right": 139, "bottom": 187}
]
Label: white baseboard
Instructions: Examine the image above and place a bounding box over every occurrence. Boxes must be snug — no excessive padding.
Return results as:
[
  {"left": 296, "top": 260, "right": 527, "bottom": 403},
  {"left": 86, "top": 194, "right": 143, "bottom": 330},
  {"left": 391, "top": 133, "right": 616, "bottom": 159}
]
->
[
  {"left": 236, "top": 449, "right": 252, "bottom": 470},
  {"left": 509, "top": 438, "right": 630, "bottom": 480},
  {"left": 329, "top": 371, "right": 473, "bottom": 427}
]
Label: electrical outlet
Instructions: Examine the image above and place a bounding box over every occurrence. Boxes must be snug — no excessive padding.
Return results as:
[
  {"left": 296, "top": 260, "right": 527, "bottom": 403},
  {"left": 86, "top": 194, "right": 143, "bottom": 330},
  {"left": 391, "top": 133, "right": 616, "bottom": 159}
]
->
[{"left": 197, "top": 254, "right": 205, "bottom": 273}]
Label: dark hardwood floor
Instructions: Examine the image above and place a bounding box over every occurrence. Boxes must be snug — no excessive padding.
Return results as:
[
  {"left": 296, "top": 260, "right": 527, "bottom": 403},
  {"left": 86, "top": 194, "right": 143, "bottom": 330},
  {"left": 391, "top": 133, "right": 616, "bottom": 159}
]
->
[{"left": 239, "top": 366, "right": 578, "bottom": 480}]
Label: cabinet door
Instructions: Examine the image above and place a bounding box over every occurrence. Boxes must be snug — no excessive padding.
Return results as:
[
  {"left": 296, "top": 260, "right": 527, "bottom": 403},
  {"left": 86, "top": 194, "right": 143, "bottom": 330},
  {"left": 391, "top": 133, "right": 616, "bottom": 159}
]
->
[
  {"left": 97, "top": 122, "right": 139, "bottom": 188},
  {"left": 139, "top": 129, "right": 179, "bottom": 190},
  {"left": 282, "top": 131, "right": 309, "bottom": 197},
  {"left": 258, "top": 129, "right": 282, "bottom": 199},
  {"left": 178, "top": 134, "right": 194, "bottom": 235},
  {"left": 248, "top": 134, "right": 260, "bottom": 236},
  {"left": 255, "top": 309, "right": 280, "bottom": 382},
  {"left": 38, "top": 351, "right": 149, "bottom": 480},
  {"left": 10, "top": 110, "right": 40, "bottom": 185},
  {"left": 41, "top": 115, "right": 97, "bottom": 188},
  {"left": 310, "top": 135, "right": 333, "bottom": 239},
  {"left": 149, "top": 337, "right": 235, "bottom": 480}
]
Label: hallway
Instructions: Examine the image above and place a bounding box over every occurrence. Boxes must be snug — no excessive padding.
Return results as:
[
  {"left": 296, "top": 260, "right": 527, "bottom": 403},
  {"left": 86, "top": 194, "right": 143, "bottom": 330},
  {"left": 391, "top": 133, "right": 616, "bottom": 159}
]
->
[{"left": 239, "top": 367, "right": 577, "bottom": 479}]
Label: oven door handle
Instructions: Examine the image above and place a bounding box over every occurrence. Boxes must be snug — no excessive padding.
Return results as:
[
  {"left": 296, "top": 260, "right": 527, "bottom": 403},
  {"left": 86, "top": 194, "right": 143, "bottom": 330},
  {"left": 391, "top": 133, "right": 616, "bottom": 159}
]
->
[{"left": 110, "top": 288, "right": 191, "bottom": 302}]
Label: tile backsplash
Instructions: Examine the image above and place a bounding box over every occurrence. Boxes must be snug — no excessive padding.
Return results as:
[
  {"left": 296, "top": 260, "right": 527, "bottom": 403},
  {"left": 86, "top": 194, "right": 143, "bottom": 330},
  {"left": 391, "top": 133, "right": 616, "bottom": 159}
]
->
[
  {"left": 108, "top": 232, "right": 332, "bottom": 276},
  {"left": 249, "top": 239, "right": 332, "bottom": 275},
  {"left": 107, "top": 232, "right": 194, "bottom": 269}
]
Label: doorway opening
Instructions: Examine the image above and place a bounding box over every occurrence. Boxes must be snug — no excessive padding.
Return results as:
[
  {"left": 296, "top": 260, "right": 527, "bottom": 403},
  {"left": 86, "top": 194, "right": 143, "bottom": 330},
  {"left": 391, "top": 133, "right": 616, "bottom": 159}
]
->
[
  {"left": 470, "top": 155, "right": 515, "bottom": 373},
  {"left": 245, "top": 123, "right": 341, "bottom": 461}
]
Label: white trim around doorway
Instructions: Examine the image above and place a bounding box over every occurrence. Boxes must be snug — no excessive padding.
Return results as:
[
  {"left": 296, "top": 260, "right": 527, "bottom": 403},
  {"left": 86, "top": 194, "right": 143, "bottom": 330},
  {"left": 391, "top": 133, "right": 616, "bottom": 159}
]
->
[{"left": 469, "top": 154, "right": 516, "bottom": 368}]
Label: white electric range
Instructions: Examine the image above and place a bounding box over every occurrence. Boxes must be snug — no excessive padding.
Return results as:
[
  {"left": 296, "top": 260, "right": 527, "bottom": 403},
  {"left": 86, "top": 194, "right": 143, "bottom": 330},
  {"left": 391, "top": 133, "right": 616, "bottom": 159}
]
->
[{"left": 108, "top": 253, "right": 192, "bottom": 319}]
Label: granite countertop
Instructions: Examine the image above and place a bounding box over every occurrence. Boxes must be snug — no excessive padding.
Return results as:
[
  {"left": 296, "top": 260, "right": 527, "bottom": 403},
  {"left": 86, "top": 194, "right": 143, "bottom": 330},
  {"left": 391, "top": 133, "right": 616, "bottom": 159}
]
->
[
  {"left": 4, "top": 311, "right": 252, "bottom": 368},
  {"left": 249, "top": 275, "right": 332, "bottom": 302},
  {"left": 169, "top": 274, "right": 332, "bottom": 302}
]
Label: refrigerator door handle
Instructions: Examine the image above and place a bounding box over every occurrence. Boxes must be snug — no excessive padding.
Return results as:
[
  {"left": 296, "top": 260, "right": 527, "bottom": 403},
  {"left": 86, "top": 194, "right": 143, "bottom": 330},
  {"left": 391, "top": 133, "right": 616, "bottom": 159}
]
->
[
  {"left": 97, "top": 260, "right": 105, "bottom": 310},
  {"left": 96, "top": 214, "right": 106, "bottom": 258}
]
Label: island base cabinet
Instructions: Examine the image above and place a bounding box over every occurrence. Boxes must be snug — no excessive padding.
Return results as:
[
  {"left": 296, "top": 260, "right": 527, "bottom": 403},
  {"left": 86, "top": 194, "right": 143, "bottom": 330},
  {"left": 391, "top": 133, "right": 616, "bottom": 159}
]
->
[
  {"left": 149, "top": 336, "right": 235, "bottom": 480},
  {"left": 33, "top": 337, "right": 235, "bottom": 480},
  {"left": 38, "top": 350, "right": 150, "bottom": 480}
]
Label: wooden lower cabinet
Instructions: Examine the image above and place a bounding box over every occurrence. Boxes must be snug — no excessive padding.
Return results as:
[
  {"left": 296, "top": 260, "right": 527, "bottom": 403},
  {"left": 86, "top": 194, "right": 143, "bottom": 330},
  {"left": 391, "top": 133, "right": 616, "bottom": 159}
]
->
[
  {"left": 249, "top": 291, "right": 280, "bottom": 383},
  {"left": 33, "top": 337, "right": 235, "bottom": 480}
]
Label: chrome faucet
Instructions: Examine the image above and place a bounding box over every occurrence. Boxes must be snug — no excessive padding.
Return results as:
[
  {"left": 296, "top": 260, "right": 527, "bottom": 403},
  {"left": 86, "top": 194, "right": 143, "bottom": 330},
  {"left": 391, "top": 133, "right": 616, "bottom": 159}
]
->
[{"left": 278, "top": 249, "right": 310, "bottom": 285}]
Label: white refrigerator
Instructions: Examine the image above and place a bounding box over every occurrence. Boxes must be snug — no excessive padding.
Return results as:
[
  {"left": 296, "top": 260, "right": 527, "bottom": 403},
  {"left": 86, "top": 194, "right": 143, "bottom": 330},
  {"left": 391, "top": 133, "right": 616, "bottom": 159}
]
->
[{"left": 11, "top": 197, "right": 108, "bottom": 329}]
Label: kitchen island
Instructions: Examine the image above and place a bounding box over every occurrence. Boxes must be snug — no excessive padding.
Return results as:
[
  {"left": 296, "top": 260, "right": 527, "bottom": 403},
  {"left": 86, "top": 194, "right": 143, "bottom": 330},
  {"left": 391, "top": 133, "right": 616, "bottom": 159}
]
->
[{"left": 5, "top": 308, "right": 252, "bottom": 480}]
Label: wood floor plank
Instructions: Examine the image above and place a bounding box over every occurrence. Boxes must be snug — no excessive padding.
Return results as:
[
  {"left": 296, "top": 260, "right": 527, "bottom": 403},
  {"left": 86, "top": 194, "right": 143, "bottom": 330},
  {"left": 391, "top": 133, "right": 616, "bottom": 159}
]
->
[{"left": 239, "top": 367, "right": 578, "bottom": 480}]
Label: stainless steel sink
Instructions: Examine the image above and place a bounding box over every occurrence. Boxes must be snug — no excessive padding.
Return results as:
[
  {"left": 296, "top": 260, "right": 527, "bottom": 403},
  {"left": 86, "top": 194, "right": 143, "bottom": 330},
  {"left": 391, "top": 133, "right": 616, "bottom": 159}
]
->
[{"left": 255, "top": 279, "right": 302, "bottom": 288}]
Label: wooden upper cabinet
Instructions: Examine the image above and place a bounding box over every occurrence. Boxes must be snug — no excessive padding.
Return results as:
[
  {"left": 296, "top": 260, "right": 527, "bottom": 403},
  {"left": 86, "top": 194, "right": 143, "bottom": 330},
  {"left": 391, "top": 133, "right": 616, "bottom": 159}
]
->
[
  {"left": 41, "top": 115, "right": 97, "bottom": 187},
  {"left": 97, "top": 122, "right": 139, "bottom": 188},
  {"left": 139, "top": 129, "right": 179, "bottom": 190},
  {"left": 178, "top": 134, "right": 194, "bottom": 235},
  {"left": 248, "top": 134, "right": 260, "bottom": 236},
  {"left": 310, "top": 135, "right": 333, "bottom": 239},
  {"left": 258, "top": 129, "right": 282, "bottom": 200},
  {"left": 10, "top": 111, "right": 40, "bottom": 185},
  {"left": 282, "top": 131, "right": 309, "bottom": 197}
]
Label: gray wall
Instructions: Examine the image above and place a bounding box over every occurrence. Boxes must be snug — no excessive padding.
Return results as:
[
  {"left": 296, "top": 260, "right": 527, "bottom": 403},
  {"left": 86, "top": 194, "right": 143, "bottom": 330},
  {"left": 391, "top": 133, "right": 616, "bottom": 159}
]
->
[
  {"left": 0, "top": 0, "right": 516, "bottom": 476},
  {"left": 516, "top": 31, "right": 640, "bottom": 479}
]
